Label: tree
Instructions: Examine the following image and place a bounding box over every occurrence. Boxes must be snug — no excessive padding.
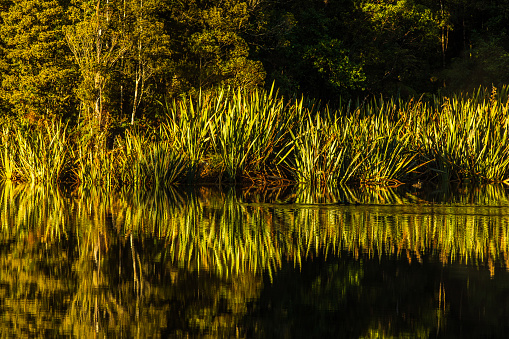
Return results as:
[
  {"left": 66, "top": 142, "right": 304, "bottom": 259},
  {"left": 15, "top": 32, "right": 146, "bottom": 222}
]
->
[
  {"left": 65, "top": 0, "right": 130, "bottom": 128},
  {"left": 117, "top": 0, "right": 172, "bottom": 124},
  {"left": 0, "top": 0, "right": 77, "bottom": 120},
  {"left": 165, "top": 0, "right": 266, "bottom": 96},
  {"left": 435, "top": 0, "right": 509, "bottom": 92},
  {"left": 357, "top": 0, "right": 443, "bottom": 95},
  {"left": 252, "top": 0, "right": 444, "bottom": 99}
]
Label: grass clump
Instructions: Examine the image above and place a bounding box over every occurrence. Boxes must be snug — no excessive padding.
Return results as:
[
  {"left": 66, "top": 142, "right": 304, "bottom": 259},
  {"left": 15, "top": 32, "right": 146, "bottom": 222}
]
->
[
  {"left": 207, "top": 86, "right": 297, "bottom": 180},
  {"left": 1, "top": 85, "right": 509, "bottom": 188},
  {"left": 0, "top": 118, "right": 69, "bottom": 184},
  {"left": 419, "top": 89, "right": 509, "bottom": 184}
]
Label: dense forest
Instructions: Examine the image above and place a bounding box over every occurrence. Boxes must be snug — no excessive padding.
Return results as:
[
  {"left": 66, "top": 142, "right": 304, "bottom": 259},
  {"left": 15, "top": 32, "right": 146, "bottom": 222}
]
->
[
  {"left": 1, "top": 0, "right": 509, "bottom": 124},
  {"left": 1, "top": 0, "right": 509, "bottom": 187}
]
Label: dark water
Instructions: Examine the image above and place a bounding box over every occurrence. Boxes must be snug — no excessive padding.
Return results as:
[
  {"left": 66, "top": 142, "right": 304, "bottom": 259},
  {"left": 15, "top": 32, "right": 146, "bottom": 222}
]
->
[{"left": 1, "top": 182, "right": 509, "bottom": 338}]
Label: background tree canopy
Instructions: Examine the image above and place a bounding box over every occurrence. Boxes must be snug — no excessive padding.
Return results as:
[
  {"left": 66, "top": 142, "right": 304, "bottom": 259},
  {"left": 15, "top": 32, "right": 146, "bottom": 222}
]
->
[{"left": 1, "top": 0, "right": 509, "bottom": 122}]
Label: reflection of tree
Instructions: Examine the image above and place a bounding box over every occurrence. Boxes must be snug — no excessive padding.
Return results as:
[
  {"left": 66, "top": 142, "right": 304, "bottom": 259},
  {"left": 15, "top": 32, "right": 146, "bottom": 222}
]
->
[
  {"left": 247, "top": 255, "right": 439, "bottom": 338},
  {"left": 0, "top": 183, "right": 264, "bottom": 337},
  {"left": 0, "top": 238, "right": 76, "bottom": 337},
  {"left": 61, "top": 187, "right": 177, "bottom": 337}
]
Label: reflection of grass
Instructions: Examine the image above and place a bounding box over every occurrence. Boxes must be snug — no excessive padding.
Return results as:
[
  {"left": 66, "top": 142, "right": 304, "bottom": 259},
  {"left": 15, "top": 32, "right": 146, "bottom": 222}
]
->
[
  {"left": 2, "top": 182, "right": 509, "bottom": 278},
  {"left": 1, "top": 183, "right": 509, "bottom": 335}
]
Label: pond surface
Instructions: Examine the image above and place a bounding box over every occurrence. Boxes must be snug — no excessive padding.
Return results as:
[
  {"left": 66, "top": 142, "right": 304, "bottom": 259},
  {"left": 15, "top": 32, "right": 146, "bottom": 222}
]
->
[{"left": 1, "top": 182, "right": 509, "bottom": 338}]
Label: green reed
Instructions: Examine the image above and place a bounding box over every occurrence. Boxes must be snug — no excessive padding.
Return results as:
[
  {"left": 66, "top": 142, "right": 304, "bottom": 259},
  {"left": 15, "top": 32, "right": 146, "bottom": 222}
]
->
[
  {"left": 288, "top": 108, "right": 361, "bottom": 185},
  {"left": 162, "top": 90, "right": 216, "bottom": 177},
  {"left": 73, "top": 128, "right": 117, "bottom": 187},
  {"left": 348, "top": 101, "right": 421, "bottom": 185},
  {"left": 208, "top": 86, "right": 298, "bottom": 180},
  {"left": 0, "top": 125, "right": 17, "bottom": 180},
  {"left": 0, "top": 118, "right": 69, "bottom": 184},
  {"left": 417, "top": 87, "right": 509, "bottom": 184},
  {"left": 74, "top": 126, "right": 188, "bottom": 188},
  {"left": 2, "top": 85, "right": 509, "bottom": 187}
]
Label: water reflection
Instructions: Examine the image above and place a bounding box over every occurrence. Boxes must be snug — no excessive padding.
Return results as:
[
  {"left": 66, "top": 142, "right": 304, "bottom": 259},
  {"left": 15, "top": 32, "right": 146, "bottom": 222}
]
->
[{"left": 1, "top": 182, "right": 509, "bottom": 337}]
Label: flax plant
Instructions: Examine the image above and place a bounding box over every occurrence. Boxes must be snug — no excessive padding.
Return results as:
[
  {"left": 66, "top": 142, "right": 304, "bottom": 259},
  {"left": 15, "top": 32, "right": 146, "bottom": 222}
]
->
[
  {"left": 353, "top": 116, "right": 419, "bottom": 185},
  {"left": 347, "top": 97, "right": 429, "bottom": 185},
  {"left": 209, "top": 86, "right": 297, "bottom": 180},
  {"left": 208, "top": 88, "right": 257, "bottom": 179},
  {"left": 115, "top": 128, "right": 145, "bottom": 186},
  {"left": 142, "top": 138, "right": 187, "bottom": 187},
  {"left": 288, "top": 108, "right": 361, "bottom": 186},
  {"left": 0, "top": 125, "right": 18, "bottom": 180},
  {"left": 239, "top": 85, "right": 298, "bottom": 174},
  {"left": 73, "top": 129, "right": 118, "bottom": 188},
  {"left": 163, "top": 91, "right": 216, "bottom": 178},
  {"left": 13, "top": 119, "right": 69, "bottom": 184},
  {"left": 119, "top": 128, "right": 187, "bottom": 187},
  {"left": 420, "top": 89, "right": 509, "bottom": 183}
]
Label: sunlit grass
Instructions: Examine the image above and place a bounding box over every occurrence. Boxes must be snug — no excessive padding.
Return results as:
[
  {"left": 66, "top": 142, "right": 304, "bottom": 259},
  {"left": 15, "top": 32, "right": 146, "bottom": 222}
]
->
[
  {"left": 1, "top": 85, "right": 509, "bottom": 187},
  {"left": 0, "top": 118, "right": 69, "bottom": 183},
  {"left": 417, "top": 89, "right": 509, "bottom": 184},
  {"left": 288, "top": 108, "right": 360, "bottom": 185},
  {"left": 0, "top": 125, "right": 17, "bottom": 180},
  {"left": 208, "top": 86, "right": 298, "bottom": 180}
]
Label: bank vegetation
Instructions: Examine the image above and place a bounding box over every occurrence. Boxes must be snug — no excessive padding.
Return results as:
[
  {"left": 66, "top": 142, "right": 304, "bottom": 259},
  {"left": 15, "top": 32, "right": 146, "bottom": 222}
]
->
[{"left": 1, "top": 85, "right": 509, "bottom": 188}]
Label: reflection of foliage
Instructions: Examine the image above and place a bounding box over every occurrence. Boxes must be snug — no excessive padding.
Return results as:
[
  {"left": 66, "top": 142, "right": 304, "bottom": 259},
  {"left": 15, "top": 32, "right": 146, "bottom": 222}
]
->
[
  {"left": 1, "top": 183, "right": 509, "bottom": 336},
  {"left": 0, "top": 240, "right": 75, "bottom": 337},
  {"left": 0, "top": 181, "right": 74, "bottom": 337},
  {"left": 247, "top": 256, "right": 439, "bottom": 338},
  {"left": 0, "top": 183, "right": 267, "bottom": 337}
]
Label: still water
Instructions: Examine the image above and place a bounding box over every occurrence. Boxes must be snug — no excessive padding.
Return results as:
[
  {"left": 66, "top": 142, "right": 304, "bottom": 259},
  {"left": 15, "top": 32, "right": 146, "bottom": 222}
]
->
[{"left": 1, "top": 182, "right": 509, "bottom": 338}]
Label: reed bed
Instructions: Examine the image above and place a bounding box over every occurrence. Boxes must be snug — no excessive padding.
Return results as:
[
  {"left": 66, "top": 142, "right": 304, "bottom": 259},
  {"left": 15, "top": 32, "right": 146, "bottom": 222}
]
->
[
  {"left": 0, "top": 118, "right": 70, "bottom": 184},
  {"left": 417, "top": 88, "right": 509, "bottom": 184},
  {"left": 204, "top": 86, "right": 300, "bottom": 181},
  {"left": 1, "top": 85, "right": 509, "bottom": 187}
]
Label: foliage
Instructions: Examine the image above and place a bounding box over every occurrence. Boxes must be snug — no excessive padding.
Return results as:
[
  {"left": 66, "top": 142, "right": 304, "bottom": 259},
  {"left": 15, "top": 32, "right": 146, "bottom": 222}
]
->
[
  {"left": 2, "top": 0, "right": 509, "bottom": 118},
  {"left": 2, "top": 183, "right": 509, "bottom": 336},
  {"left": 0, "top": 117, "right": 70, "bottom": 183},
  {"left": 1, "top": 85, "right": 509, "bottom": 187},
  {"left": 161, "top": 0, "right": 266, "bottom": 97},
  {"left": 0, "top": 0, "right": 77, "bottom": 119}
]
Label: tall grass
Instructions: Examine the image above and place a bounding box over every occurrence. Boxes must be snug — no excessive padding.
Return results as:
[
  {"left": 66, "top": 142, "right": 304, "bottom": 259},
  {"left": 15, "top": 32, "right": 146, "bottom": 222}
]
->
[
  {"left": 73, "top": 129, "right": 117, "bottom": 187},
  {"left": 0, "top": 125, "right": 17, "bottom": 180},
  {"left": 208, "top": 86, "right": 297, "bottom": 180},
  {"left": 288, "top": 108, "right": 361, "bottom": 185},
  {"left": 0, "top": 118, "right": 69, "bottom": 184},
  {"left": 71, "top": 117, "right": 189, "bottom": 188},
  {"left": 162, "top": 90, "right": 216, "bottom": 178},
  {"left": 1, "top": 85, "right": 509, "bottom": 187},
  {"left": 287, "top": 98, "right": 423, "bottom": 186},
  {"left": 419, "top": 88, "right": 509, "bottom": 183}
]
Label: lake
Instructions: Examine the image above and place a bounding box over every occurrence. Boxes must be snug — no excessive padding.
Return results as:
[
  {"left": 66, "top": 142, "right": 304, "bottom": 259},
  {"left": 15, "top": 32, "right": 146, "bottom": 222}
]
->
[{"left": 1, "top": 182, "right": 509, "bottom": 338}]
